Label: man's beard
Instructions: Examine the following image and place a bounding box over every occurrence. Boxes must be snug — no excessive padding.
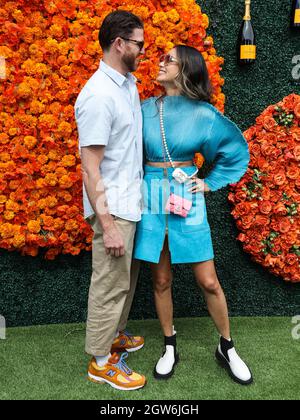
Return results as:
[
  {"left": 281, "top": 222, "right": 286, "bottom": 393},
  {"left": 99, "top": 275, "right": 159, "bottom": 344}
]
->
[{"left": 122, "top": 52, "right": 138, "bottom": 73}]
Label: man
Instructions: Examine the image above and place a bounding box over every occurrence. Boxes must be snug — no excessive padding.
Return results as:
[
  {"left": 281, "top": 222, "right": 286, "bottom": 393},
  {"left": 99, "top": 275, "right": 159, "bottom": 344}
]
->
[{"left": 74, "top": 10, "right": 146, "bottom": 391}]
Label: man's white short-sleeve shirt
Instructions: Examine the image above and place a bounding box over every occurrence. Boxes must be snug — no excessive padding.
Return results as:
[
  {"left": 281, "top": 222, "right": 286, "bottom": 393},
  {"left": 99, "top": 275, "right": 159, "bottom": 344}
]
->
[{"left": 75, "top": 61, "right": 144, "bottom": 222}]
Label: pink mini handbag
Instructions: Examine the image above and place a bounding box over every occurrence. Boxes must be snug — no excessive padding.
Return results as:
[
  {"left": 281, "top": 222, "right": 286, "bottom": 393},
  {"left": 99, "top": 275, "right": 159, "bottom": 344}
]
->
[
  {"left": 159, "top": 100, "right": 194, "bottom": 218},
  {"left": 165, "top": 193, "right": 193, "bottom": 218}
]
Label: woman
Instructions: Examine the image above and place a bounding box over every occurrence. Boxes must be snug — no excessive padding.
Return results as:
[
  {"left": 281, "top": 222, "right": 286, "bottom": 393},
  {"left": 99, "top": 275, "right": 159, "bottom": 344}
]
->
[{"left": 134, "top": 45, "right": 253, "bottom": 386}]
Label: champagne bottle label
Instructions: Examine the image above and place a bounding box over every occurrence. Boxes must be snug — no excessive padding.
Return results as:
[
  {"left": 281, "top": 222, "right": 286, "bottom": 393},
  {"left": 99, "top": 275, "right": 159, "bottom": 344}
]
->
[
  {"left": 240, "top": 45, "right": 256, "bottom": 60},
  {"left": 295, "top": 9, "right": 300, "bottom": 24}
]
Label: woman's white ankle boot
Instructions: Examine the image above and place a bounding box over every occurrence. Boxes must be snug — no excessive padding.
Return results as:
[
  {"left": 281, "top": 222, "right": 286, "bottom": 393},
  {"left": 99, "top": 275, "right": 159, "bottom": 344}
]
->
[{"left": 154, "top": 327, "right": 179, "bottom": 380}]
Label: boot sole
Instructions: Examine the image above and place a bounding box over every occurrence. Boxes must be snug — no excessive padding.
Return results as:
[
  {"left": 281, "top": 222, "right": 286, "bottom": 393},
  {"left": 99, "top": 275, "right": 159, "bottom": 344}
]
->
[
  {"left": 215, "top": 349, "right": 253, "bottom": 386},
  {"left": 88, "top": 372, "right": 146, "bottom": 391},
  {"left": 153, "top": 353, "right": 180, "bottom": 380}
]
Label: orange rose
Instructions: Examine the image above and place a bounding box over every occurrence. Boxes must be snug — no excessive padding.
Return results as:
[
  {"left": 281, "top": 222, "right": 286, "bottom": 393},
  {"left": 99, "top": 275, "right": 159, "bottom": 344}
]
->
[
  {"left": 237, "top": 233, "right": 247, "bottom": 243},
  {"left": 254, "top": 215, "right": 270, "bottom": 226},
  {"left": 240, "top": 215, "right": 255, "bottom": 229},
  {"left": 282, "top": 94, "right": 299, "bottom": 111},
  {"left": 291, "top": 127, "right": 300, "bottom": 142},
  {"left": 278, "top": 240, "right": 290, "bottom": 252},
  {"left": 261, "top": 143, "right": 276, "bottom": 157},
  {"left": 278, "top": 219, "right": 291, "bottom": 233},
  {"left": 259, "top": 201, "right": 272, "bottom": 215},
  {"left": 271, "top": 241, "right": 283, "bottom": 253},
  {"left": 293, "top": 146, "right": 300, "bottom": 161},
  {"left": 234, "top": 202, "right": 252, "bottom": 217},
  {"left": 235, "top": 190, "right": 247, "bottom": 202},
  {"left": 265, "top": 133, "right": 277, "bottom": 144},
  {"left": 270, "top": 190, "right": 282, "bottom": 202},
  {"left": 228, "top": 192, "right": 235, "bottom": 204},
  {"left": 250, "top": 143, "right": 261, "bottom": 156},
  {"left": 285, "top": 231, "right": 298, "bottom": 245},
  {"left": 263, "top": 116, "right": 277, "bottom": 131},
  {"left": 256, "top": 157, "right": 269, "bottom": 171},
  {"left": 244, "top": 243, "right": 262, "bottom": 255},
  {"left": 273, "top": 172, "right": 287, "bottom": 186},
  {"left": 286, "top": 253, "right": 298, "bottom": 266},
  {"left": 261, "top": 187, "right": 271, "bottom": 200},
  {"left": 287, "top": 165, "right": 300, "bottom": 179},
  {"left": 294, "top": 102, "right": 300, "bottom": 118},
  {"left": 273, "top": 203, "right": 287, "bottom": 216},
  {"left": 265, "top": 254, "right": 279, "bottom": 267},
  {"left": 244, "top": 127, "right": 256, "bottom": 141},
  {"left": 276, "top": 131, "right": 288, "bottom": 143}
]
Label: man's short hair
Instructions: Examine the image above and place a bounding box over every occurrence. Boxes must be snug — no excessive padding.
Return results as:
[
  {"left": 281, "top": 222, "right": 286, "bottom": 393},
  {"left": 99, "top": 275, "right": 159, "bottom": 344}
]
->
[{"left": 99, "top": 10, "right": 144, "bottom": 52}]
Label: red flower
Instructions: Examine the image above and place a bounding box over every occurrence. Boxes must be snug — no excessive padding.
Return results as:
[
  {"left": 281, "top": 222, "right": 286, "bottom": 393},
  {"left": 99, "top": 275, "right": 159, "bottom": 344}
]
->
[
  {"left": 259, "top": 201, "right": 272, "bottom": 215},
  {"left": 229, "top": 94, "right": 300, "bottom": 283},
  {"left": 295, "top": 103, "right": 300, "bottom": 119},
  {"left": 273, "top": 172, "right": 287, "bottom": 186},
  {"left": 286, "top": 254, "right": 298, "bottom": 266},
  {"left": 262, "top": 116, "right": 277, "bottom": 131},
  {"left": 278, "top": 219, "right": 292, "bottom": 234}
]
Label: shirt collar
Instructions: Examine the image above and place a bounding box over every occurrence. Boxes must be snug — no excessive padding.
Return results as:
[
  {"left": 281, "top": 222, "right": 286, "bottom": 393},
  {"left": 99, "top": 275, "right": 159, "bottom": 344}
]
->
[{"left": 99, "top": 60, "right": 137, "bottom": 87}]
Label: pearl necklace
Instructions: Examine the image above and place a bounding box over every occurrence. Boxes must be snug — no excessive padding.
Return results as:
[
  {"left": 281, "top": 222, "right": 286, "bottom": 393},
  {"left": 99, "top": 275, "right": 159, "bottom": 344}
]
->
[{"left": 159, "top": 100, "right": 175, "bottom": 168}]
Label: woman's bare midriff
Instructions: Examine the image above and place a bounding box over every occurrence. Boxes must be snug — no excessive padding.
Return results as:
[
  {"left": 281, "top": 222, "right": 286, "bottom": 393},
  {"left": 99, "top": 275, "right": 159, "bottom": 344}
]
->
[{"left": 146, "top": 160, "right": 194, "bottom": 168}]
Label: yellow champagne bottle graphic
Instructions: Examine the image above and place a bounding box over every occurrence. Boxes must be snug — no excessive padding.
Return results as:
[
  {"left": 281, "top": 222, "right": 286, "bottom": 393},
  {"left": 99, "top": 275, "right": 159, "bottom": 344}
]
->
[
  {"left": 291, "top": 0, "right": 300, "bottom": 28},
  {"left": 238, "top": 0, "right": 256, "bottom": 65}
]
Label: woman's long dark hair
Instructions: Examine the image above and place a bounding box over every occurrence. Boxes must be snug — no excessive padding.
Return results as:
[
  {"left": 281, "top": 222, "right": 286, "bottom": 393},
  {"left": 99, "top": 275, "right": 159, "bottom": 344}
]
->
[{"left": 172, "top": 45, "right": 212, "bottom": 103}]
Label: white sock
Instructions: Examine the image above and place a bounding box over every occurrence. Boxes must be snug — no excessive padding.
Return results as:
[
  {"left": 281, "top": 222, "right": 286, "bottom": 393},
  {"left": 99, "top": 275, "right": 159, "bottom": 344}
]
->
[{"left": 95, "top": 354, "right": 111, "bottom": 367}]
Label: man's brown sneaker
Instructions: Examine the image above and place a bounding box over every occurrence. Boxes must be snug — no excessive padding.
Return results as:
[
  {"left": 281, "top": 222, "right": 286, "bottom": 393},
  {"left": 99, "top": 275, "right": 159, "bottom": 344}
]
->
[
  {"left": 111, "top": 330, "right": 144, "bottom": 353},
  {"left": 88, "top": 352, "right": 146, "bottom": 391}
]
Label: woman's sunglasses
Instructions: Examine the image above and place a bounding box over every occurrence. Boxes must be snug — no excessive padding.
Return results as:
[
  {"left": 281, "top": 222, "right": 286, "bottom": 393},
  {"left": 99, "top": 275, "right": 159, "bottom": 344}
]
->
[{"left": 159, "top": 54, "right": 179, "bottom": 65}]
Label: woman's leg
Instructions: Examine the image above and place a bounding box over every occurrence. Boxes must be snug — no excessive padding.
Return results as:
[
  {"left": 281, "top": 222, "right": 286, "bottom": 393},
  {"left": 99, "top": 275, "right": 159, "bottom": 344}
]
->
[
  {"left": 192, "top": 259, "right": 253, "bottom": 385},
  {"left": 150, "top": 236, "right": 179, "bottom": 379},
  {"left": 192, "top": 259, "right": 230, "bottom": 339},
  {"left": 150, "top": 236, "right": 174, "bottom": 337}
]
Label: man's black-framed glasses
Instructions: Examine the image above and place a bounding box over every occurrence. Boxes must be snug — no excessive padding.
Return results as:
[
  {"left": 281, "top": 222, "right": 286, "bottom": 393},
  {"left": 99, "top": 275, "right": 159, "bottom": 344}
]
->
[{"left": 112, "top": 37, "right": 145, "bottom": 51}]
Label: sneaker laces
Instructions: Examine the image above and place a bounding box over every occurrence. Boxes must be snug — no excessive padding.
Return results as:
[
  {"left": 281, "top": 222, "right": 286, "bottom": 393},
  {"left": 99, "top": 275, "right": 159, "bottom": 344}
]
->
[
  {"left": 113, "top": 352, "right": 132, "bottom": 376},
  {"left": 122, "top": 330, "right": 136, "bottom": 345}
]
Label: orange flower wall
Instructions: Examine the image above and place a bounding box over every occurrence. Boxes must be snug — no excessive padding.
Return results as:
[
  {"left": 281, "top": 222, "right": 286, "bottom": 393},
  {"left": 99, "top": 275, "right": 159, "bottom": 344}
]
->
[
  {"left": 229, "top": 94, "right": 300, "bottom": 283},
  {"left": 0, "top": 0, "right": 225, "bottom": 259}
]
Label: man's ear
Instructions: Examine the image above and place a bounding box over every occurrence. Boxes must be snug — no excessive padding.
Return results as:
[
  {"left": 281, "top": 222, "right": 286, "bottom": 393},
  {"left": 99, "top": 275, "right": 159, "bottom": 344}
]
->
[{"left": 112, "top": 37, "right": 124, "bottom": 53}]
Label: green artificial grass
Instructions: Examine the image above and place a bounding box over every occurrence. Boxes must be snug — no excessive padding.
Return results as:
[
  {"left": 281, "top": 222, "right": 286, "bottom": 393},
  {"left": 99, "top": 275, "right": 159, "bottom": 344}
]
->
[{"left": 0, "top": 317, "right": 299, "bottom": 400}]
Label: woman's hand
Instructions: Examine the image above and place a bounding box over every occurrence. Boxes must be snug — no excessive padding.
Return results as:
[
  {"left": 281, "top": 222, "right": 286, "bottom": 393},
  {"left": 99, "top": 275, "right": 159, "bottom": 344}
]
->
[{"left": 187, "top": 177, "right": 210, "bottom": 193}]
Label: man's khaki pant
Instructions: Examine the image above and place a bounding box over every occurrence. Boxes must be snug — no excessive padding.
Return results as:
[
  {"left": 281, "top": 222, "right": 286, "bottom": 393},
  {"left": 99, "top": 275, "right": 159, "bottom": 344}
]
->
[{"left": 85, "top": 214, "right": 140, "bottom": 356}]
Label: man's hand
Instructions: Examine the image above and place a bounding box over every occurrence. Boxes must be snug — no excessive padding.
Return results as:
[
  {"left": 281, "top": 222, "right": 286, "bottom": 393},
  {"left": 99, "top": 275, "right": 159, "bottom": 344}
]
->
[{"left": 103, "top": 223, "right": 125, "bottom": 258}]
